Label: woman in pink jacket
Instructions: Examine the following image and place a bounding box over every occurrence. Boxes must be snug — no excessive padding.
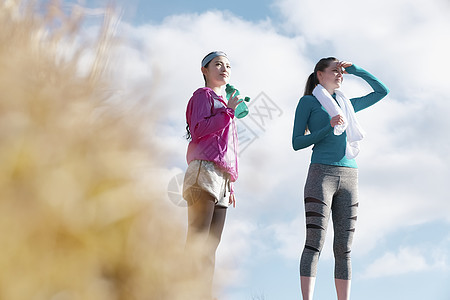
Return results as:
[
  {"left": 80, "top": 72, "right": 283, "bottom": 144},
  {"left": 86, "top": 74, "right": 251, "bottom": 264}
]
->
[{"left": 183, "top": 51, "right": 242, "bottom": 299}]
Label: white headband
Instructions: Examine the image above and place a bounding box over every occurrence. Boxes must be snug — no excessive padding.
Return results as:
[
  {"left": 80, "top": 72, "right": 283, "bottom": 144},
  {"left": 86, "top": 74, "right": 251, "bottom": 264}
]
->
[{"left": 201, "top": 51, "right": 228, "bottom": 67}]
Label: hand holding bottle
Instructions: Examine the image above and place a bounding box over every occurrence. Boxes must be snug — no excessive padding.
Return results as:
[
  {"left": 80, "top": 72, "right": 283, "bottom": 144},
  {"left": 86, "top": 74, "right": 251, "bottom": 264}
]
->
[
  {"left": 226, "top": 90, "right": 243, "bottom": 111},
  {"left": 225, "top": 84, "right": 251, "bottom": 119}
]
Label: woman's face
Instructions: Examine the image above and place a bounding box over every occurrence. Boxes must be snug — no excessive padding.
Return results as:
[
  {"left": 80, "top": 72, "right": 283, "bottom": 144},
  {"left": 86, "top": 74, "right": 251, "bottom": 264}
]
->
[
  {"left": 202, "top": 56, "right": 231, "bottom": 87},
  {"left": 317, "top": 61, "right": 343, "bottom": 92}
]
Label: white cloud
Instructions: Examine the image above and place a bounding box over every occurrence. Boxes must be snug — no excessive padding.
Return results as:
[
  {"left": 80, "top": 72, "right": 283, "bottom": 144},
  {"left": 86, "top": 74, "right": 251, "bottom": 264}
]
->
[
  {"left": 275, "top": 0, "right": 450, "bottom": 91},
  {"left": 215, "top": 219, "right": 259, "bottom": 287},
  {"left": 360, "top": 246, "right": 448, "bottom": 279},
  {"left": 268, "top": 216, "right": 304, "bottom": 260}
]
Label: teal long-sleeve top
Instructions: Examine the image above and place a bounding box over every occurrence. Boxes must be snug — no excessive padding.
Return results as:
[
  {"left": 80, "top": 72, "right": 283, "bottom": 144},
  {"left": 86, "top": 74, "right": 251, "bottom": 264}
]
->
[{"left": 292, "top": 64, "right": 389, "bottom": 168}]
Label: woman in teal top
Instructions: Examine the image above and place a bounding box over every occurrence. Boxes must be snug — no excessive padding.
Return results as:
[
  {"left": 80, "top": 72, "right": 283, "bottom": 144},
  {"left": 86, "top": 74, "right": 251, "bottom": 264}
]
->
[{"left": 292, "top": 57, "right": 389, "bottom": 300}]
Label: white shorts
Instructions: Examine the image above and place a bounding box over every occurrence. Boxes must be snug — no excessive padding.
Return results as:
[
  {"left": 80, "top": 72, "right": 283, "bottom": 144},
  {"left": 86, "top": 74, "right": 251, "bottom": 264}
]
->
[{"left": 182, "top": 160, "right": 231, "bottom": 208}]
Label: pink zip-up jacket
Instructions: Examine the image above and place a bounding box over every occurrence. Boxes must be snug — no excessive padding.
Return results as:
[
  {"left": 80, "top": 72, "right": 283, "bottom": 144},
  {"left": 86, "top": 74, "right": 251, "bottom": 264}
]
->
[{"left": 186, "top": 87, "right": 239, "bottom": 184}]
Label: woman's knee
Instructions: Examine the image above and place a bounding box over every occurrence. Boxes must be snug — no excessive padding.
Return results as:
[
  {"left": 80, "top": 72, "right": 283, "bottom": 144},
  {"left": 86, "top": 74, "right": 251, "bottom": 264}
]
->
[{"left": 333, "top": 239, "right": 352, "bottom": 260}]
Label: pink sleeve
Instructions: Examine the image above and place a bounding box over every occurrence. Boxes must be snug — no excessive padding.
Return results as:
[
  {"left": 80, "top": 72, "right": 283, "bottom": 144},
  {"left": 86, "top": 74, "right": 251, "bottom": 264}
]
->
[{"left": 188, "top": 89, "right": 235, "bottom": 141}]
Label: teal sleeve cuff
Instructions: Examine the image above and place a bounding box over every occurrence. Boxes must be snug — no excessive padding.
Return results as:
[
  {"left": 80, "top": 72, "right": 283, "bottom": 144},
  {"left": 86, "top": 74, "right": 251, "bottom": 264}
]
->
[{"left": 344, "top": 64, "right": 359, "bottom": 74}]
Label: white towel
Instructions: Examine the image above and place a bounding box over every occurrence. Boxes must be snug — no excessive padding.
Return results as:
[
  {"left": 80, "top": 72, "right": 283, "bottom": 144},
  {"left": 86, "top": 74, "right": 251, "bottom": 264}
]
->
[{"left": 312, "top": 84, "right": 365, "bottom": 159}]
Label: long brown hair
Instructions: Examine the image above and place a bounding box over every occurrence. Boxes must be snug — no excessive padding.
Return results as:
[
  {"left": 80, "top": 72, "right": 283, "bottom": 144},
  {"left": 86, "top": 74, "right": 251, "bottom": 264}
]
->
[
  {"left": 185, "top": 53, "right": 215, "bottom": 140},
  {"left": 304, "top": 57, "right": 338, "bottom": 96}
]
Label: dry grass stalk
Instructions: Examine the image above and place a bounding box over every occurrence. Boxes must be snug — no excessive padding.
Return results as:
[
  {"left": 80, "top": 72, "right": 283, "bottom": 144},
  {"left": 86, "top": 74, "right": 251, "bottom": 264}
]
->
[{"left": 0, "top": 1, "right": 212, "bottom": 299}]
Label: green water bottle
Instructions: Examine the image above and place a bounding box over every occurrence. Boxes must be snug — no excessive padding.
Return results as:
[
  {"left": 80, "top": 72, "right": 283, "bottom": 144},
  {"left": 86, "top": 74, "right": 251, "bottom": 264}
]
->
[{"left": 225, "top": 84, "right": 250, "bottom": 119}]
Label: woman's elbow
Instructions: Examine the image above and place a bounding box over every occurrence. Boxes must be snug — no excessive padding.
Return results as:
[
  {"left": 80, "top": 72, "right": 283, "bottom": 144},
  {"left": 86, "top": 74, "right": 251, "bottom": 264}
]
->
[
  {"left": 381, "top": 86, "right": 390, "bottom": 97},
  {"left": 292, "top": 139, "right": 300, "bottom": 151}
]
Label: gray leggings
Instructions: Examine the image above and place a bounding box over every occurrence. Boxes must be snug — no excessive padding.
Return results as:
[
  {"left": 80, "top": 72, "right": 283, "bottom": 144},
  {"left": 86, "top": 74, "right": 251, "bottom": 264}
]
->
[{"left": 300, "top": 164, "right": 358, "bottom": 280}]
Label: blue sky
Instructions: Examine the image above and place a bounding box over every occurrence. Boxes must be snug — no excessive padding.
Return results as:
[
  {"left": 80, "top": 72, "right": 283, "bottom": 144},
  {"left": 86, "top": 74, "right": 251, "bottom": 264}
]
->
[
  {"left": 76, "top": 0, "right": 450, "bottom": 299},
  {"left": 128, "top": 0, "right": 277, "bottom": 24}
]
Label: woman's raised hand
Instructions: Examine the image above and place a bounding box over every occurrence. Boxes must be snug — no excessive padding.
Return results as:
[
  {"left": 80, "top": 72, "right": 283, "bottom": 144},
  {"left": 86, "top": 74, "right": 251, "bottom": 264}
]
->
[
  {"left": 227, "top": 90, "right": 244, "bottom": 111},
  {"left": 338, "top": 61, "right": 353, "bottom": 74}
]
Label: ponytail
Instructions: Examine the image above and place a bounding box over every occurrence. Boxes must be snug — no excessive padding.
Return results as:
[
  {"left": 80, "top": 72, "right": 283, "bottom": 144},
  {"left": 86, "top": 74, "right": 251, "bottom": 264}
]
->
[{"left": 304, "top": 72, "right": 317, "bottom": 96}]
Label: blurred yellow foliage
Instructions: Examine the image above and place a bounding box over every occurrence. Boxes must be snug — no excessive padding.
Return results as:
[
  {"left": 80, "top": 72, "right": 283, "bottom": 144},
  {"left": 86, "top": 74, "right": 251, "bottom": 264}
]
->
[{"left": 0, "top": 1, "right": 208, "bottom": 299}]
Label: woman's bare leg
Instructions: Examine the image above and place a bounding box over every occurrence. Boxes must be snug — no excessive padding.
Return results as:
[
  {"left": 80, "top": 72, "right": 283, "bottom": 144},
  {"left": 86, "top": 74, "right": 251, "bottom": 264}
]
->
[
  {"left": 335, "top": 278, "right": 351, "bottom": 300},
  {"left": 300, "top": 276, "right": 316, "bottom": 300}
]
